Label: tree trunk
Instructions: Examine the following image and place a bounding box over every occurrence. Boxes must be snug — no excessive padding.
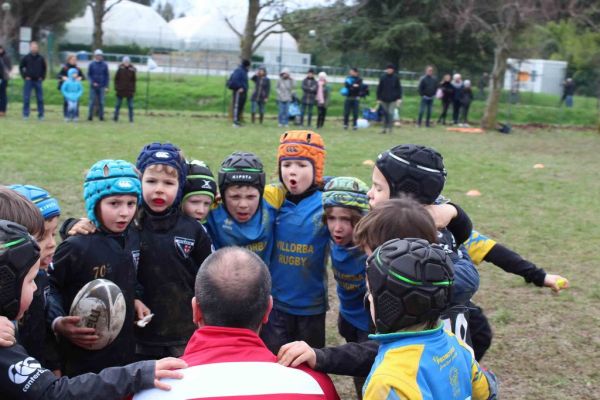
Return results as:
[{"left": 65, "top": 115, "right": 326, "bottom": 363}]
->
[
  {"left": 240, "top": 0, "right": 260, "bottom": 61},
  {"left": 91, "top": 0, "right": 105, "bottom": 50},
  {"left": 481, "top": 34, "right": 511, "bottom": 130}
]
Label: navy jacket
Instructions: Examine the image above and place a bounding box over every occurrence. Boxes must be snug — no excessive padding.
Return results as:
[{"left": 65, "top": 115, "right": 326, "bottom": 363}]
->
[
  {"left": 228, "top": 65, "right": 249, "bottom": 91},
  {"left": 19, "top": 53, "right": 47, "bottom": 80},
  {"left": 88, "top": 60, "right": 109, "bottom": 88}
]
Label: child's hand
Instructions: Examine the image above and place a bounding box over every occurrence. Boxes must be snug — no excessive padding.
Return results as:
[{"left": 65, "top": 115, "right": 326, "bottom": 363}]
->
[
  {"left": 544, "top": 274, "right": 569, "bottom": 292},
  {"left": 54, "top": 316, "right": 100, "bottom": 348},
  {"left": 154, "top": 357, "right": 187, "bottom": 391},
  {"left": 277, "top": 341, "right": 317, "bottom": 369},
  {"left": 0, "top": 316, "right": 16, "bottom": 347},
  {"left": 68, "top": 218, "right": 96, "bottom": 236},
  {"left": 425, "top": 204, "right": 458, "bottom": 229},
  {"left": 134, "top": 299, "right": 151, "bottom": 320}
]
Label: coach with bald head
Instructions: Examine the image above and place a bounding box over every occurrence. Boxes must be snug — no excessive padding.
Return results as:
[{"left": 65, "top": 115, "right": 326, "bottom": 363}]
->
[{"left": 134, "top": 247, "right": 339, "bottom": 400}]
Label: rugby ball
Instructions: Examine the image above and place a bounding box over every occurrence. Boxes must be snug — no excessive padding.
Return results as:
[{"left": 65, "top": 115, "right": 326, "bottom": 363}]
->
[{"left": 69, "top": 278, "right": 126, "bottom": 350}]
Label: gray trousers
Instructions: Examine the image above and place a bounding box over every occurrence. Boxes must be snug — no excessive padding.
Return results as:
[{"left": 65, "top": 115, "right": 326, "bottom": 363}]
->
[{"left": 380, "top": 101, "right": 396, "bottom": 130}]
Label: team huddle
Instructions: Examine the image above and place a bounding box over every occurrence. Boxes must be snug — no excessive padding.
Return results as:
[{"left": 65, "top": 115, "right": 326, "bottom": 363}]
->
[{"left": 0, "top": 130, "right": 568, "bottom": 399}]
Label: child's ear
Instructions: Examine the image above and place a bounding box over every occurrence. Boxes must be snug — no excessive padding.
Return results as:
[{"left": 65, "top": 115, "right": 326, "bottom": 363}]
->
[{"left": 192, "top": 297, "right": 203, "bottom": 326}]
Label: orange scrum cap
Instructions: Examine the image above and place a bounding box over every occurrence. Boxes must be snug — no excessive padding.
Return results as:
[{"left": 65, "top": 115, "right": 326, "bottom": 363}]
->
[{"left": 278, "top": 130, "right": 326, "bottom": 185}]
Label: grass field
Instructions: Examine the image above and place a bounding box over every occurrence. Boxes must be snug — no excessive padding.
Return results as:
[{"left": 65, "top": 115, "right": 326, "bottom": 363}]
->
[
  {"left": 4, "top": 72, "right": 599, "bottom": 126},
  {"left": 1, "top": 107, "right": 599, "bottom": 399}
]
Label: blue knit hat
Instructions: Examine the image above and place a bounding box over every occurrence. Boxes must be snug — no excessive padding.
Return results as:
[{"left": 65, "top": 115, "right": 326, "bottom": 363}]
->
[
  {"left": 135, "top": 142, "right": 187, "bottom": 205},
  {"left": 9, "top": 184, "right": 61, "bottom": 220},
  {"left": 83, "top": 160, "right": 142, "bottom": 227},
  {"left": 322, "top": 177, "right": 370, "bottom": 215}
]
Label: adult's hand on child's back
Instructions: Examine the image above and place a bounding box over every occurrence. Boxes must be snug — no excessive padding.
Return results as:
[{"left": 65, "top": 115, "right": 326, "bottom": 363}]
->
[
  {"left": 68, "top": 218, "right": 96, "bottom": 236},
  {"left": 154, "top": 357, "right": 187, "bottom": 391},
  {"left": 277, "top": 341, "right": 317, "bottom": 368},
  {"left": 54, "top": 316, "right": 100, "bottom": 348},
  {"left": 134, "top": 299, "right": 151, "bottom": 320},
  {"left": 0, "top": 316, "right": 15, "bottom": 346},
  {"left": 425, "top": 204, "right": 458, "bottom": 229},
  {"left": 544, "top": 274, "right": 569, "bottom": 292}
]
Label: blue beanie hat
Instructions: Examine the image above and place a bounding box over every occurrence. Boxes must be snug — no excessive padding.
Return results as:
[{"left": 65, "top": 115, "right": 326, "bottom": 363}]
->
[
  {"left": 83, "top": 160, "right": 142, "bottom": 227},
  {"left": 9, "top": 184, "right": 61, "bottom": 220},
  {"left": 135, "top": 142, "right": 187, "bottom": 205}
]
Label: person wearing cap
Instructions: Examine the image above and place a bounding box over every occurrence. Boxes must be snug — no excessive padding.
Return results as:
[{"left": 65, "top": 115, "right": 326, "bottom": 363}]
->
[
  {"left": 300, "top": 69, "right": 318, "bottom": 127},
  {"left": 46, "top": 160, "right": 147, "bottom": 376},
  {"left": 250, "top": 66, "right": 270, "bottom": 124},
  {"left": 276, "top": 68, "right": 294, "bottom": 127},
  {"left": 376, "top": 64, "right": 403, "bottom": 134},
  {"left": 113, "top": 56, "right": 136, "bottom": 122},
  {"left": 228, "top": 59, "right": 250, "bottom": 127},
  {"left": 87, "top": 49, "right": 109, "bottom": 121},
  {"left": 205, "top": 152, "right": 280, "bottom": 264},
  {"left": 182, "top": 160, "right": 217, "bottom": 223},
  {"left": 19, "top": 41, "right": 47, "bottom": 120}
]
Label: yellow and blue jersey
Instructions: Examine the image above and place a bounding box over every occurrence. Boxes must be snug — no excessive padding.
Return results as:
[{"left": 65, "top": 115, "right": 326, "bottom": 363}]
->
[
  {"left": 464, "top": 230, "right": 497, "bottom": 266},
  {"left": 363, "top": 324, "right": 496, "bottom": 400}
]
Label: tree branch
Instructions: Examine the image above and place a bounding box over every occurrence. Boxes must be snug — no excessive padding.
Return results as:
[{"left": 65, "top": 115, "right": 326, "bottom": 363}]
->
[
  {"left": 251, "top": 29, "right": 285, "bottom": 53},
  {"left": 254, "top": 20, "right": 281, "bottom": 39},
  {"left": 224, "top": 16, "right": 243, "bottom": 38},
  {"left": 104, "top": 0, "right": 123, "bottom": 16}
]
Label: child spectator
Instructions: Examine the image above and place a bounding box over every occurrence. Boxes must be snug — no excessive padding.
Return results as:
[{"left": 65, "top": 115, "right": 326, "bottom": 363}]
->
[
  {"left": 206, "top": 152, "right": 280, "bottom": 264},
  {"left": 8, "top": 185, "right": 61, "bottom": 372},
  {"left": 276, "top": 68, "right": 294, "bottom": 127},
  {"left": 376, "top": 64, "right": 403, "bottom": 134},
  {"left": 362, "top": 238, "right": 497, "bottom": 400},
  {"left": 0, "top": 216, "right": 186, "bottom": 399},
  {"left": 182, "top": 160, "right": 217, "bottom": 223},
  {"left": 113, "top": 56, "right": 136, "bottom": 123},
  {"left": 460, "top": 79, "right": 474, "bottom": 127},
  {"left": 322, "top": 176, "right": 371, "bottom": 398},
  {"left": 343, "top": 67, "right": 363, "bottom": 130},
  {"left": 47, "top": 160, "right": 146, "bottom": 376},
  {"left": 250, "top": 66, "right": 270, "bottom": 124},
  {"left": 437, "top": 73, "right": 454, "bottom": 125},
  {"left": 134, "top": 142, "right": 213, "bottom": 359},
  {"left": 315, "top": 72, "right": 330, "bottom": 129},
  {"left": 260, "top": 131, "right": 329, "bottom": 354},
  {"left": 300, "top": 69, "right": 318, "bottom": 127},
  {"left": 57, "top": 54, "right": 85, "bottom": 120},
  {"left": 60, "top": 68, "right": 84, "bottom": 122}
]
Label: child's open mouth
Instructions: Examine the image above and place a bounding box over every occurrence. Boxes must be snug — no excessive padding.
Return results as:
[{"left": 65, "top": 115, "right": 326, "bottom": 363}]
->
[{"left": 289, "top": 179, "right": 297, "bottom": 187}]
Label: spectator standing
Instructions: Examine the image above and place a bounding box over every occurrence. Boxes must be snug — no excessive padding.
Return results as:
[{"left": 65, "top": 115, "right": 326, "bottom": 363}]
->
[
  {"left": 0, "top": 45, "right": 12, "bottom": 116},
  {"left": 57, "top": 54, "right": 85, "bottom": 120},
  {"left": 560, "top": 78, "right": 575, "bottom": 108},
  {"left": 376, "top": 63, "right": 403, "bottom": 134},
  {"left": 478, "top": 72, "right": 489, "bottom": 99},
  {"left": 417, "top": 65, "right": 437, "bottom": 127},
  {"left": 276, "top": 68, "right": 294, "bottom": 127},
  {"left": 300, "top": 69, "right": 318, "bottom": 127},
  {"left": 460, "top": 79, "right": 474, "bottom": 126},
  {"left": 113, "top": 56, "right": 137, "bottom": 123},
  {"left": 451, "top": 73, "right": 465, "bottom": 124},
  {"left": 437, "top": 74, "right": 454, "bottom": 125},
  {"left": 228, "top": 59, "right": 250, "bottom": 127},
  {"left": 87, "top": 49, "right": 109, "bottom": 121},
  {"left": 343, "top": 67, "right": 363, "bottom": 130},
  {"left": 19, "top": 41, "right": 46, "bottom": 120},
  {"left": 315, "top": 71, "right": 330, "bottom": 129},
  {"left": 250, "top": 66, "right": 270, "bottom": 124}
]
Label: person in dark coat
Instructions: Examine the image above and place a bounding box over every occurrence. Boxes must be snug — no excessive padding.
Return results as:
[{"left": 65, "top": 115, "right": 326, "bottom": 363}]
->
[
  {"left": 228, "top": 59, "right": 250, "bottom": 127},
  {"left": 560, "top": 78, "right": 575, "bottom": 108},
  {"left": 87, "top": 49, "right": 109, "bottom": 121},
  {"left": 460, "top": 80, "right": 474, "bottom": 126},
  {"left": 417, "top": 65, "right": 437, "bottom": 127},
  {"left": 250, "top": 66, "right": 270, "bottom": 124},
  {"left": 376, "top": 64, "right": 403, "bottom": 134},
  {"left": 57, "top": 54, "right": 85, "bottom": 120},
  {"left": 300, "top": 69, "right": 318, "bottom": 127},
  {"left": 0, "top": 45, "right": 12, "bottom": 116},
  {"left": 113, "top": 56, "right": 136, "bottom": 122},
  {"left": 19, "top": 41, "right": 47, "bottom": 120},
  {"left": 437, "top": 74, "right": 454, "bottom": 125},
  {"left": 451, "top": 73, "right": 465, "bottom": 124}
]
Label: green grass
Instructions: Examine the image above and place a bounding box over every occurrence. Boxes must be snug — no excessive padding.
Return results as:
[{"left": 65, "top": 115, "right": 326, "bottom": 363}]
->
[
  {"left": 5, "top": 73, "right": 599, "bottom": 126},
  {"left": 1, "top": 109, "right": 599, "bottom": 399}
]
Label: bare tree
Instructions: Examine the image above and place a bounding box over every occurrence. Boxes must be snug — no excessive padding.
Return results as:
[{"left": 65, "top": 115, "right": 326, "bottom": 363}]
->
[
  {"left": 88, "top": 0, "right": 123, "bottom": 50},
  {"left": 448, "top": 0, "right": 578, "bottom": 129}
]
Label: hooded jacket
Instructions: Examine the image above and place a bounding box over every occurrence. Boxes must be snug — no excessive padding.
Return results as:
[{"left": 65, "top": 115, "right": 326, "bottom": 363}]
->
[{"left": 60, "top": 68, "right": 84, "bottom": 102}]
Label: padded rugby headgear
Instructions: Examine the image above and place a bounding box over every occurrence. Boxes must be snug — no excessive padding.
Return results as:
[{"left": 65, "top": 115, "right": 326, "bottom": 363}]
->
[
  {"left": 183, "top": 160, "right": 217, "bottom": 202},
  {"left": 367, "top": 238, "right": 453, "bottom": 333},
  {"left": 278, "top": 130, "right": 326, "bottom": 185},
  {"left": 218, "top": 152, "right": 265, "bottom": 196},
  {"left": 84, "top": 160, "right": 142, "bottom": 228},
  {"left": 136, "top": 142, "right": 187, "bottom": 205},
  {"left": 323, "top": 177, "right": 369, "bottom": 215},
  {"left": 0, "top": 220, "right": 40, "bottom": 320},
  {"left": 375, "top": 144, "right": 446, "bottom": 204},
  {"left": 9, "top": 184, "right": 61, "bottom": 220}
]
